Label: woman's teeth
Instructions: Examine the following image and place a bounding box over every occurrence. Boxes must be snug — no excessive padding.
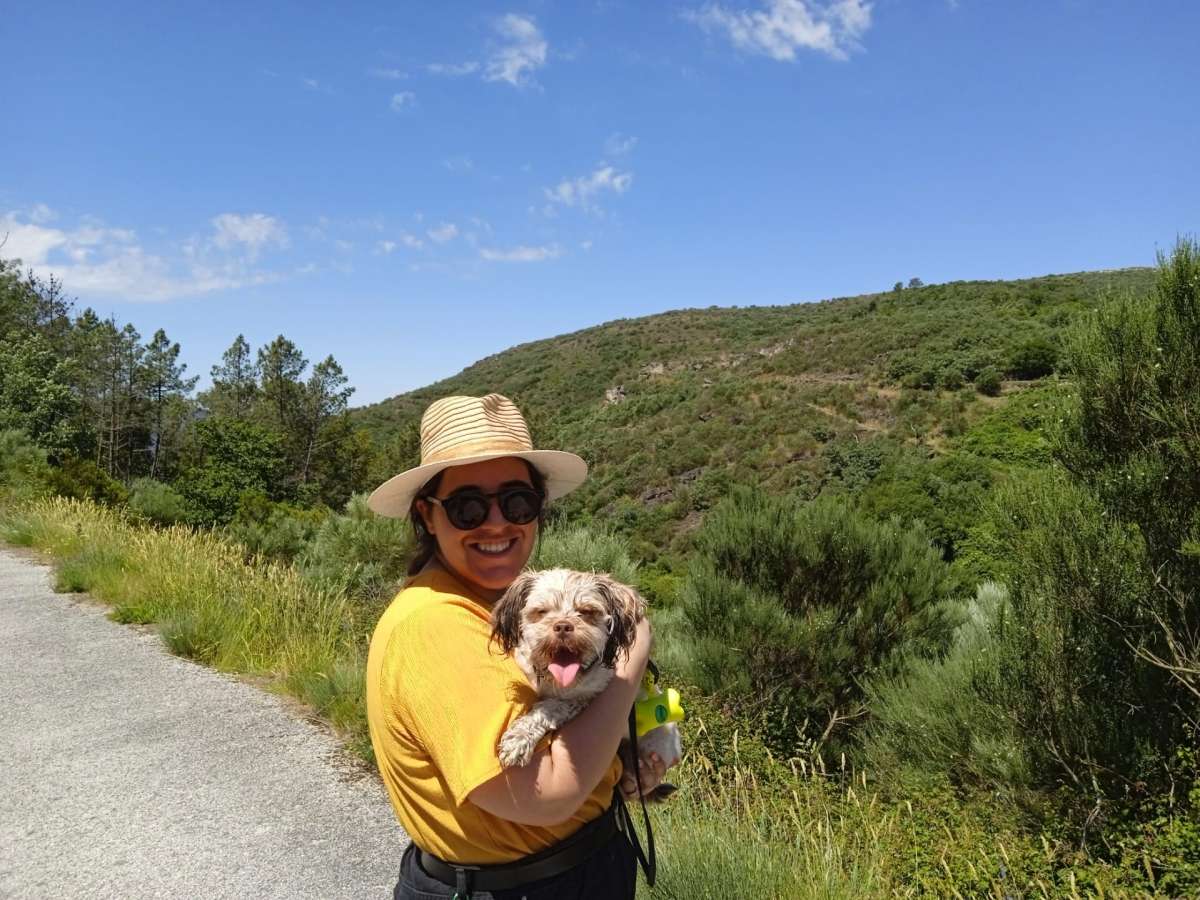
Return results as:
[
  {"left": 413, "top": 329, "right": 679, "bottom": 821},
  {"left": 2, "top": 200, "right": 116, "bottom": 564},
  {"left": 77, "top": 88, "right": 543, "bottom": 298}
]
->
[{"left": 474, "top": 539, "right": 515, "bottom": 555}]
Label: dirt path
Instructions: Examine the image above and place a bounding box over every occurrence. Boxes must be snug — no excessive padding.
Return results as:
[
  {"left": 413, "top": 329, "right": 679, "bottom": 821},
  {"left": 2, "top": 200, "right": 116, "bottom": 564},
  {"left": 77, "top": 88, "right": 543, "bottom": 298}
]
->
[{"left": 0, "top": 546, "right": 406, "bottom": 899}]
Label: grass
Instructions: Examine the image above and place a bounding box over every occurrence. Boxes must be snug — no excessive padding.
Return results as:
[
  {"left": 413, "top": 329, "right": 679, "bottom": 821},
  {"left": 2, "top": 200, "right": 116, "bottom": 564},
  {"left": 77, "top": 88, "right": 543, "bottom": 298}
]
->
[{"left": 0, "top": 494, "right": 1171, "bottom": 897}]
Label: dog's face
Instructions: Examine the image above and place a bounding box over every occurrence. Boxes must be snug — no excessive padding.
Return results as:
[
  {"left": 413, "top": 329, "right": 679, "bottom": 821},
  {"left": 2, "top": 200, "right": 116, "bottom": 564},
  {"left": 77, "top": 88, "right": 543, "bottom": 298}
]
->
[{"left": 491, "top": 569, "right": 645, "bottom": 696}]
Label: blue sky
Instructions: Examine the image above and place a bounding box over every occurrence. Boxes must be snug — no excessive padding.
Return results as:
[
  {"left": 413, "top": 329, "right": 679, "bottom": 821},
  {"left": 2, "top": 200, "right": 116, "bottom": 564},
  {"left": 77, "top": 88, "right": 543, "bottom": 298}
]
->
[{"left": 4, "top": 1, "right": 1197, "bottom": 405}]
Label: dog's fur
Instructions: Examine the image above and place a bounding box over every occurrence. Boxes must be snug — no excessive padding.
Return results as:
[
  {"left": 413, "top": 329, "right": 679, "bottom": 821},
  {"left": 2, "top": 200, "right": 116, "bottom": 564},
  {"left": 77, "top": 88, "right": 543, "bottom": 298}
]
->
[{"left": 490, "top": 568, "right": 681, "bottom": 783}]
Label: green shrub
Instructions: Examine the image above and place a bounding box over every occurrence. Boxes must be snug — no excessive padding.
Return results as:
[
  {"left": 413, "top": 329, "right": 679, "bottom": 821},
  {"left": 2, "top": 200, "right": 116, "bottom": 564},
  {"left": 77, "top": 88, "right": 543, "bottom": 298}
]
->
[
  {"left": 127, "top": 478, "right": 189, "bottom": 526},
  {"left": 668, "top": 487, "right": 962, "bottom": 753},
  {"left": 226, "top": 493, "right": 326, "bottom": 563},
  {"left": 980, "top": 475, "right": 1165, "bottom": 794},
  {"left": 974, "top": 366, "right": 1002, "bottom": 396},
  {"left": 862, "top": 582, "right": 1029, "bottom": 788},
  {"left": 296, "top": 493, "right": 412, "bottom": 615},
  {"left": 1007, "top": 335, "right": 1058, "bottom": 379},
  {"left": 530, "top": 522, "right": 640, "bottom": 585},
  {"left": 0, "top": 428, "right": 51, "bottom": 503},
  {"left": 44, "top": 456, "right": 128, "bottom": 505}
]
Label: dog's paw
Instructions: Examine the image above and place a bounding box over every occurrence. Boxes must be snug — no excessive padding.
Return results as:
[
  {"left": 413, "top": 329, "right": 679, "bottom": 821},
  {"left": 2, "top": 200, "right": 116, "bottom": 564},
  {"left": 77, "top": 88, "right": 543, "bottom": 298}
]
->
[{"left": 498, "top": 728, "right": 537, "bottom": 768}]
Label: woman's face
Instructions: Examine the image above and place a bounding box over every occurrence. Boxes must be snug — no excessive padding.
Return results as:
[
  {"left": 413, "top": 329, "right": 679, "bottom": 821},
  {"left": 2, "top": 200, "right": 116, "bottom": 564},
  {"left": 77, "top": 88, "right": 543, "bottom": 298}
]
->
[{"left": 416, "top": 456, "right": 539, "bottom": 600}]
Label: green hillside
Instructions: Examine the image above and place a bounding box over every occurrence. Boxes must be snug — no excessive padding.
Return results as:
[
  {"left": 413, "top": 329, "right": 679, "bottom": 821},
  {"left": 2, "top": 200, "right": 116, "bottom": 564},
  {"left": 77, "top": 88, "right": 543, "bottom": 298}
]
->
[{"left": 355, "top": 268, "right": 1154, "bottom": 562}]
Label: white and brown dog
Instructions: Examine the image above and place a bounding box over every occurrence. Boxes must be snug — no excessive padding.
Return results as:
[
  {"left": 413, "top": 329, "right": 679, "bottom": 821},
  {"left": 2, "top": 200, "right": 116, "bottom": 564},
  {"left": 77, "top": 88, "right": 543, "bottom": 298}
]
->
[{"left": 490, "top": 568, "right": 682, "bottom": 789}]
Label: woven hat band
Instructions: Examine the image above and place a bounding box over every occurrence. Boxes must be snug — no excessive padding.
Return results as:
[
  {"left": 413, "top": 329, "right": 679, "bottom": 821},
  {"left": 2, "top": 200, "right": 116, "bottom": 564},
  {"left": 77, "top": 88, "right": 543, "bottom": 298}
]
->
[
  {"left": 419, "top": 393, "right": 534, "bottom": 464},
  {"left": 423, "top": 435, "right": 532, "bottom": 465}
]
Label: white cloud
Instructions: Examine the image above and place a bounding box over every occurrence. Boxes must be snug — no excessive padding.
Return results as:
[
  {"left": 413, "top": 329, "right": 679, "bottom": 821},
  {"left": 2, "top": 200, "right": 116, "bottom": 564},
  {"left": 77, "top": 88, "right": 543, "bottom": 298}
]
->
[
  {"left": 480, "top": 243, "right": 562, "bottom": 263},
  {"left": 369, "top": 67, "right": 407, "bottom": 79},
  {"left": 544, "top": 166, "right": 633, "bottom": 212},
  {"left": 604, "top": 133, "right": 638, "bottom": 157},
  {"left": 377, "top": 240, "right": 397, "bottom": 254},
  {"left": 211, "top": 213, "right": 288, "bottom": 260},
  {"left": 484, "top": 14, "right": 548, "bottom": 87},
  {"left": 1, "top": 208, "right": 291, "bottom": 302},
  {"left": 427, "top": 222, "right": 459, "bottom": 243},
  {"left": 390, "top": 91, "right": 416, "bottom": 111},
  {"left": 427, "top": 61, "right": 480, "bottom": 76},
  {"left": 685, "top": 0, "right": 872, "bottom": 62},
  {"left": 400, "top": 232, "right": 424, "bottom": 249}
]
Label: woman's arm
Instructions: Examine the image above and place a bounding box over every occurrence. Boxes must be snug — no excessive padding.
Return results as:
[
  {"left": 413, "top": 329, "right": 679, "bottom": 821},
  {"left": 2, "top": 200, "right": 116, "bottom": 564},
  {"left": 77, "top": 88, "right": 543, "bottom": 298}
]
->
[{"left": 468, "top": 617, "right": 652, "bottom": 826}]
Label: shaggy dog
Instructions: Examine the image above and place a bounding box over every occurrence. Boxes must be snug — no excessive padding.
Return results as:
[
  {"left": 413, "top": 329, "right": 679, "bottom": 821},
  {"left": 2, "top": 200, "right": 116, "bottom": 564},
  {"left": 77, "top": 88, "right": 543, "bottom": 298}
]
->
[{"left": 490, "top": 568, "right": 682, "bottom": 789}]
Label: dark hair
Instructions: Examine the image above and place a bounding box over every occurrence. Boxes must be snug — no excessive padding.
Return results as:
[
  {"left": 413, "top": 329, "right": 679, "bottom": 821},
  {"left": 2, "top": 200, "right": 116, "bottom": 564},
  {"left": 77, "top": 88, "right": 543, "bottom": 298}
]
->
[{"left": 406, "top": 460, "right": 548, "bottom": 576}]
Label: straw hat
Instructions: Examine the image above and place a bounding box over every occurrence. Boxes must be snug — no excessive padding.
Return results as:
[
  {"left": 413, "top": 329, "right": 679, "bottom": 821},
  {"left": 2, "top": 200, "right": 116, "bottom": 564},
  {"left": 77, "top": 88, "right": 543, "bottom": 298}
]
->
[{"left": 366, "top": 393, "right": 588, "bottom": 519}]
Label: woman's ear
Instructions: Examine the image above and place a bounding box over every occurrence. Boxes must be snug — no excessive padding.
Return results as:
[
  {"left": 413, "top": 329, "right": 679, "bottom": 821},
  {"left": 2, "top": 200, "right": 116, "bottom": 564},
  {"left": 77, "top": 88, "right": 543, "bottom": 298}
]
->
[{"left": 415, "top": 498, "right": 436, "bottom": 536}]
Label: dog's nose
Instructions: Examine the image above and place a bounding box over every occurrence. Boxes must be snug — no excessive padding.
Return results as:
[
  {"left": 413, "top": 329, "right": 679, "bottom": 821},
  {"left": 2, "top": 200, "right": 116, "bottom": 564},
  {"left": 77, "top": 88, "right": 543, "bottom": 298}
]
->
[{"left": 553, "top": 620, "right": 574, "bottom": 636}]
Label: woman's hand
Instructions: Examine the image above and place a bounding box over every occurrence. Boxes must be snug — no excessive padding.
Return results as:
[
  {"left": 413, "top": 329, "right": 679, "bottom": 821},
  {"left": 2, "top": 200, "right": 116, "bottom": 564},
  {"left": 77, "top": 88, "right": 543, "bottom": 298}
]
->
[{"left": 618, "top": 744, "right": 669, "bottom": 800}]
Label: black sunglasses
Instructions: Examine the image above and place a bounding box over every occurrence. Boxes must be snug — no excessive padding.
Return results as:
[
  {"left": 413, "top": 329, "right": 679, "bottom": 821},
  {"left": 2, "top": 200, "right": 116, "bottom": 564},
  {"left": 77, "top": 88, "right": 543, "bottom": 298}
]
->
[{"left": 424, "top": 486, "right": 544, "bottom": 530}]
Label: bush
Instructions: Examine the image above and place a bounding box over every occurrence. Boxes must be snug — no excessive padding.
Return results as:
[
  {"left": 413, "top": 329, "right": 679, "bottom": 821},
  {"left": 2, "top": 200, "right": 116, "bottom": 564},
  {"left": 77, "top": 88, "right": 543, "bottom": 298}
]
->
[
  {"left": 1007, "top": 336, "right": 1058, "bottom": 379},
  {"left": 0, "top": 428, "right": 51, "bottom": 503},
  {"left": 296, "top": 493, "right": 412, "bottom": 613},
  {"left": 530, "top": 522, "right": 640, "bottom": 586},
  {"left": 668, "top": 487, "right": 962, "bottom": 753},
  {"left": 127, "top": 478, "right": 189, "bottom": 526},
  {"left": 43, "top": 456, "right": 128, "bottom": 505},
  {"left": 226, "top": 493, "right": 326, "bottom": 564},
  {"left": 980, "top": 475, "right": 1164, "bottom": 794},
  {"left": 974, "top": 366, "right": 1002, "bottom": 396},
  {"left": 862, "top": 582, "right": 1029, "bottom": 788}
]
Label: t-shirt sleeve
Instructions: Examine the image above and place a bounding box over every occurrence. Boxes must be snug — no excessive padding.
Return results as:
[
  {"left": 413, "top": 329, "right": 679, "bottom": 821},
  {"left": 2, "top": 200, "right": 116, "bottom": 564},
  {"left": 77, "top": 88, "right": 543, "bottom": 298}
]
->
[{"left": 390, "top": 601, "right": 539, "bottom": 806}]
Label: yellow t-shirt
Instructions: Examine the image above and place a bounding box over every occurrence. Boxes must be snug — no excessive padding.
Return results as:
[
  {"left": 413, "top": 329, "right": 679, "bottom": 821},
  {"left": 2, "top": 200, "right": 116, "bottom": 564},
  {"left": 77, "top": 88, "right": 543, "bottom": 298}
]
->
[{"left": 365, "top": 566, "right": 622, "bottom": 864}]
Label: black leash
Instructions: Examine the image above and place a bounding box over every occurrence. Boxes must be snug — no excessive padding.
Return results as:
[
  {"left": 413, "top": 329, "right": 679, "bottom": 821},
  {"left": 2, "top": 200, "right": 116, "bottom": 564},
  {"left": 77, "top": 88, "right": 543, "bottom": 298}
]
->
[{"left": 616, "top": 661, "right": 659, "bottom": 887}]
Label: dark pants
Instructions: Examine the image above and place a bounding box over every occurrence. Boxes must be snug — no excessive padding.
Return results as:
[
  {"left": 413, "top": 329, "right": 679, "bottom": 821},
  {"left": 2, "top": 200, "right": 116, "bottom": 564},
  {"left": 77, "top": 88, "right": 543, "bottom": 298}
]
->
[{"left": 392, "top": 829, "right": 637, "bottom": 900}]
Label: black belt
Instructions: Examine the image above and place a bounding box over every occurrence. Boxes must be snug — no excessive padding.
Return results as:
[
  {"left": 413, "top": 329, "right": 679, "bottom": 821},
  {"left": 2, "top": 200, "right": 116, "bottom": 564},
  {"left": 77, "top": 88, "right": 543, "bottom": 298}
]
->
[{"left": 415, "top": 797, "right": 619, "bottom": 895}]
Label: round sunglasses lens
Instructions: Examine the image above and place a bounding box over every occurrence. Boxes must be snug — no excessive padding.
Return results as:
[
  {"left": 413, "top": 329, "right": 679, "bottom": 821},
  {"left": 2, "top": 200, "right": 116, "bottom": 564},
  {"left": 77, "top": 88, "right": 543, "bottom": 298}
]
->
[
  {"left": 445, "top": 494, "right": 489, "bottom": 530},
  {"left": 500, "top": 489, "right": 541, "bottom": 524}
]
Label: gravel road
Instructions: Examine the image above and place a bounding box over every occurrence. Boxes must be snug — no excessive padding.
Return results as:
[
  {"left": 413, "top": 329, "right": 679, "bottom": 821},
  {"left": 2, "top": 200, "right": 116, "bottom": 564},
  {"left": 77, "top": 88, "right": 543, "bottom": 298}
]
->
[{"left": 0, "top": 546, "right": 407, "bottom": 899}]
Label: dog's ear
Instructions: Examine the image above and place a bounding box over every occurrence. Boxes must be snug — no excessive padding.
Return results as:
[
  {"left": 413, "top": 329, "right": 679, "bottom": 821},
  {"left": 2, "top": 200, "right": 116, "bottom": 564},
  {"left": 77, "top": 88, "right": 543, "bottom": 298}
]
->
[
  {"left": 490, "top": 571, "right": 537, "bottom": 654},
  {"left": 594, "top": 574, "right": 646, "bottom": 667}
]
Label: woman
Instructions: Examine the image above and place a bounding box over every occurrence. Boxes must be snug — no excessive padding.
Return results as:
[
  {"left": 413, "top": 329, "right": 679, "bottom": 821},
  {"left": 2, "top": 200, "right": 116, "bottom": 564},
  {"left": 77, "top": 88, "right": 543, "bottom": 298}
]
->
[{"left": 365, "top": 393, "right": 666, "bottom": 899}]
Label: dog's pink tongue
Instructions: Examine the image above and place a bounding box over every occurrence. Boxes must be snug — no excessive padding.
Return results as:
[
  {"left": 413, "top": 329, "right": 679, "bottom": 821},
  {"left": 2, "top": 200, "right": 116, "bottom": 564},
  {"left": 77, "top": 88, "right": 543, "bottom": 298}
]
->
[{"left": 548, "top": 660, "right": 581, "bottom": 688}]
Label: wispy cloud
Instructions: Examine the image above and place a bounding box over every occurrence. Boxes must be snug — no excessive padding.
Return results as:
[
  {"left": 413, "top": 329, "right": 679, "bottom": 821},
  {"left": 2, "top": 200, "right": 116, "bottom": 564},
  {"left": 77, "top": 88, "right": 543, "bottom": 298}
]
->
[
  {"left": 685, "top": 0, "right": 872, "bottom": 62},
  {"left": 544, "top": 166, "right": 633, "bottom": 212},
  {"left": 480, "top": 243, "right": 562, "bottom": 263},
  {"left": 484, "top": 14, "right": 548, "bottom": 87},
  {"left": 442, "top": 155, "right": 474, "bottom": 173},
  {"left": 1, "top": 208, "right": 288, "bottom": 301},
  {"left": 377, "top": 240, "right": 397, "bottom": 254},
  {"left": 427, "top": 222, "right": 459, "bottom": 243},
  {"left": 604, "top": 133, "right": 638, "bottom": 157},
  {"left": 427, "top": 61, "right": 480, "bottom": 76},
  {"left": 211, "top": 213, "right": 288, "bottom": 261},
  {"left": 390, "top": 91, "right": 417, "bottom": 111},
  {"left": 369, "top": 67, "right": 407, "bottom": 80}
]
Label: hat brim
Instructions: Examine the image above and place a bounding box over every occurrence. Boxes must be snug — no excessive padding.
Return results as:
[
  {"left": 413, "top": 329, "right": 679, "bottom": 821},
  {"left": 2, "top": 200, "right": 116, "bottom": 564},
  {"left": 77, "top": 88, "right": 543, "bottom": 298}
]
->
[{"left": 366, "top": 449, "right": 588, "bottom": 519}]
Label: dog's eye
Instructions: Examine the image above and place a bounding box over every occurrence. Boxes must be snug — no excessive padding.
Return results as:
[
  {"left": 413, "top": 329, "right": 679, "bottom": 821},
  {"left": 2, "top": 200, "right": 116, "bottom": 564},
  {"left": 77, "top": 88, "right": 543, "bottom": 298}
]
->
[
  {"left": 526, "top": 608, "right": 546, "bottom": 623},
  {"left": 577, "top": 605, "right": 605, "bottom": 623}
]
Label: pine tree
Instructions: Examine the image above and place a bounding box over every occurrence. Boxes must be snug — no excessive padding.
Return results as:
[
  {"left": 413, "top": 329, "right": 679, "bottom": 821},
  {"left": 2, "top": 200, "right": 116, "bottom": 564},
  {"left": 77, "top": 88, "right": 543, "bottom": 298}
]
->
[
  {"left": 142, "top": 328, "right": 199, "bottom": 479},
  {"left": 207, "top": 334, "right": 259, "bottom": 419}
]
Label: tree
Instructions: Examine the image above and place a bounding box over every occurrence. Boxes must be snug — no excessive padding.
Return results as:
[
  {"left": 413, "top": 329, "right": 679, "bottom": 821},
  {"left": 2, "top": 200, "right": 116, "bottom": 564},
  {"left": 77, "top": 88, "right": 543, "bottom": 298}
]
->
[
  {"left": 0, "top": 333, "right": 82, "bottom": 459},
  {"left": 256, "top": 335, "right": 307, "bottom": 436},
  {"left": 142, "top": 328, "right": 199, "bottom": 478},
  {"left": 206, "top": 334, "right": 259, "bottom": 419},
  {"left": 297, "top": 355, "right": 354, "bottom": 487},
  {"left": 907, "top": 277, "right": 924, "bottom": 289},
  {"left": 176, "top": 418, "right": 288, "bottom": 524}
]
